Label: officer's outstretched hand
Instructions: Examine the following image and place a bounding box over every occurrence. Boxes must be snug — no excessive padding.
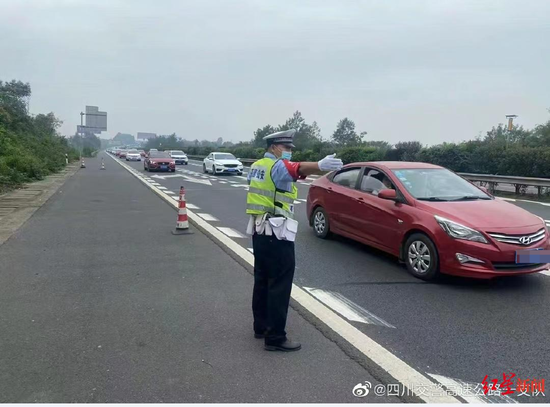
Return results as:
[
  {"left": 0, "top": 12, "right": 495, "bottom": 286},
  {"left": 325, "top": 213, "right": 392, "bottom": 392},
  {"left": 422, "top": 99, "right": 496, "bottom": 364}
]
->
[{"left": 318, "top": 153, "right": 343, "bottom": 172}]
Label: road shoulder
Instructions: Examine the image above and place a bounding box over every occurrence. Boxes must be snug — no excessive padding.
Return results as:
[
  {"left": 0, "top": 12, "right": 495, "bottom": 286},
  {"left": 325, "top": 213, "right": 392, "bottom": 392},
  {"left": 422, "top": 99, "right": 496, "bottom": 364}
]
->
[{"left": 0, "top": 164, "right": 80, "bottom": 246}]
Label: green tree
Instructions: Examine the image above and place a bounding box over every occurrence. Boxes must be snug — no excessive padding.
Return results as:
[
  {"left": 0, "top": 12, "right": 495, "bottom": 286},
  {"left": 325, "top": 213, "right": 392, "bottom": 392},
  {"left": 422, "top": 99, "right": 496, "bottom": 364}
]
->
[
  {"left": 253, "top": 125, "right": 276, "bottom": 147},
  {"left": 113, "top": 132, "right": 135, "bottom": 145},
  {"left": 332, "top": 118, "right": 362, "bottom": 146}
]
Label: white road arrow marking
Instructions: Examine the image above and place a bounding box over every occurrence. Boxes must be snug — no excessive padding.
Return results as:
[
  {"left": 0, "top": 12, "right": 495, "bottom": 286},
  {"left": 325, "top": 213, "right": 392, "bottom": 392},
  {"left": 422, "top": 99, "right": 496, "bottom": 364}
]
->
[
  {"left": 181, "top": 175, "right": 212, "bottom": 186},
  {"left": 304, "top": 287, "right": 395, "bottom": 328}
]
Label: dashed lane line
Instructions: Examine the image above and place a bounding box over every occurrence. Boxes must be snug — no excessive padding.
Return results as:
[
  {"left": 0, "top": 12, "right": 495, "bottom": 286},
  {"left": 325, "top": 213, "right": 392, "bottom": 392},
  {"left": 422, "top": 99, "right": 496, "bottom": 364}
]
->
[
  {"left": 217, "top": 227, "right": 247, "bottom": 239},
  {"left": 196, "top": 213, "right": 219, "bottom": 222},
  {"left": 110, "top": 154, "right": 461, "bottom": 404}
]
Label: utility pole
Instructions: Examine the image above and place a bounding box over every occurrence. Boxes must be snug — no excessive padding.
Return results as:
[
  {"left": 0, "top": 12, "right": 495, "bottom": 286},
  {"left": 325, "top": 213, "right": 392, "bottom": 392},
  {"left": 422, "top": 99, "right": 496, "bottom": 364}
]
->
[
  {"left": 505, "top": 115, "right": 517, "bottom": 149},
  {"left": 506, "top": 115, "right": 517, "bottom": 131},
  {"left": 80, "top": 111, "right": 85, "bottom": 161}
]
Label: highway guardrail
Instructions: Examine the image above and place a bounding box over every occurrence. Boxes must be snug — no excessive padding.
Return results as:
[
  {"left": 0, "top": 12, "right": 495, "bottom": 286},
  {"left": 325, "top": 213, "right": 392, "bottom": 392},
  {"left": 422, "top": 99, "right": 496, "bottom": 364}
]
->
[{"left": 187, "top": 155, "right": 550, "bottom": 197}]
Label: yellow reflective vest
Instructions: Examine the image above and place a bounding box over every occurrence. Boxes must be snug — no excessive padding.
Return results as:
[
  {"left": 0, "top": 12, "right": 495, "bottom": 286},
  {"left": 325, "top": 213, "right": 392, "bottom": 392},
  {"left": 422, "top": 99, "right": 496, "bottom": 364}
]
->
[{"left": 246, "top": 157, "right": 298, "bottom": 219}]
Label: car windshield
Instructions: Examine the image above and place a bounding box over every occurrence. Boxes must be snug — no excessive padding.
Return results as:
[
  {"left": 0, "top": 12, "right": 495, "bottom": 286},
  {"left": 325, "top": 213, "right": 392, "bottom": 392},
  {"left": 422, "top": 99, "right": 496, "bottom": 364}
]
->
[
  {"left": 171, "top": 151, "right": 185, "bottom": 154},
  {"left": 214, "top": 153, "right": 236, "bottom": 160},
  {"left": 391, "top": 168, "right": 491, "bottom": 201},
  {"left": 149, "top": 152, "right": 170, "bottom": 158},
  {"left": 128, "top": 150, "right": 139, "bottom": 153}
]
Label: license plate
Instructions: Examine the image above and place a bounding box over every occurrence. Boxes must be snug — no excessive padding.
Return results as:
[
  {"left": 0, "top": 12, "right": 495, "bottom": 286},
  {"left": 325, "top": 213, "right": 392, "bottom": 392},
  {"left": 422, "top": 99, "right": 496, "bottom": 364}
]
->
[
  {"left": 227, "top": 169, "right": 236, "bottom": 172},
  {"left": 516, "top": 248, "right": 548, "bottom": 263},
  {"left": 161, "top": 165, "right": 167, "bottom": 170}
]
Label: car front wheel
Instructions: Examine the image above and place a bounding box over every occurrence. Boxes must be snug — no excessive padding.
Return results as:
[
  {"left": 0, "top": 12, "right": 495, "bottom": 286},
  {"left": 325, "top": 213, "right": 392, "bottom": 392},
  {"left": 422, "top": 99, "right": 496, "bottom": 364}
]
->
[
  {"left": 203, "top": 163, "right": 208, "bottom": 173},
  {"left": 404, "top": 233, "right": 439, "bottom": 281},
  {"left": 312, "top": 207, "right": 330, "bottom": 239}
]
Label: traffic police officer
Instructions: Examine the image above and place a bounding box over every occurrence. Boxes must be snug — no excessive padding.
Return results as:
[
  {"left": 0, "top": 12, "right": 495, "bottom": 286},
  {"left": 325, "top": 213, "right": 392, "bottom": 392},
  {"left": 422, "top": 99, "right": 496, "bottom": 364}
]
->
[{"left": 246, "top": 129, "right": 343, "bottom": 351}]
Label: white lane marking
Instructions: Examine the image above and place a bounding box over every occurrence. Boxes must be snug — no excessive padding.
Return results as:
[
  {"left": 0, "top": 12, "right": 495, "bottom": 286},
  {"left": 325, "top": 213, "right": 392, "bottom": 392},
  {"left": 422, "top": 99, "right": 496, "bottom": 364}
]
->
[
  {"left": 299, "top": 182, "right": 311, "bottom": 186},
  {"left": 196, "top": 213, "right": 219, "bottom": 222},
  {"left": 298, "top": 199, "right": 307, "bottom": 202},
  {"left": 236, "top": 176, "right": 247, "bottom": 180},
  {"left": 247, "top": 248, "right": 254, "bottom": 253},
  {"left": 498, "top": 197, "right": 517, "bottom": 202},
  {"left": 231, "top": 184, "right": 249, "bottom": 190},
  {"left": 110, "top": 154, "right": 461, "bottom": 404},
  {"left": 428, "top": 373, "right": 517, "bottom": 404},
  {"left": 217, "top": 227, "right": 246, "bottom": 238},
  {"left": 186, "top": 203, "right": 200, "bottom": 210},
  {"left": 303, "top": 288, "right": 395, "bottom": 328},
  {"left": 157, "top": 186, "right": 167, "bottom": 190},
  {"left": 293, "top": 200, "right": 301, "bottom": 204},
  {"left": 516, "top": 199, "right": 550, "bottom": 207},
  {"left": 218, "top": 181, "right": 228, "bottom": 184},
  {"left": 227, "top": 180, "right": 237, "bottom": 184},
  {"left": 165, "top": 191, "right": 175, "bottom": 195}
]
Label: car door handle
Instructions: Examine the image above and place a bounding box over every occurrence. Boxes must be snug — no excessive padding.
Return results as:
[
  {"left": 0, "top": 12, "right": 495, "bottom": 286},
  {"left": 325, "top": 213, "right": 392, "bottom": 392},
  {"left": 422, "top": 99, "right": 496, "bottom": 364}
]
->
[
  {"left": 356, "top": 197, "right": 367, "bottom": 204},
  {"left": 327, "top": 187, "right": 333, "bottom": 194}
]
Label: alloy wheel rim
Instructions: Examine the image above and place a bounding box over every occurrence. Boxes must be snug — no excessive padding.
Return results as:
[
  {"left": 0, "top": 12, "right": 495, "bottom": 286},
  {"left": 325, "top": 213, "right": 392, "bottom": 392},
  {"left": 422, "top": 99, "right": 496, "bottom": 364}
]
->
[
  {"left": 408, "top": 241, "right": 431, "bottom": 274},
  {"left": 314, "top": 212, "right": 325, "bottom": 235}
]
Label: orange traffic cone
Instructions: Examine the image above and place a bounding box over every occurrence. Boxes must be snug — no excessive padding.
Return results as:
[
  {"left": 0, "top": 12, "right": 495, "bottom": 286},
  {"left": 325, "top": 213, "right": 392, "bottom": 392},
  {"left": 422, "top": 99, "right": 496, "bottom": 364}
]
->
[
  {"left": 100, "top": 158, "right": 105, "bottom": 170},
  {"left": 172, "top": 186, "right": 193, "bottom": 235}
]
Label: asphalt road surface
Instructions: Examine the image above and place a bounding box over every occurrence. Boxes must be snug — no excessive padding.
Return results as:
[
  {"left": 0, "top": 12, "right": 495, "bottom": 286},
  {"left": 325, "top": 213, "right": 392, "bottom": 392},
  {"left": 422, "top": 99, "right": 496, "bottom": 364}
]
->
[
  {"left": 118, "top": 155, "right": 550, "bottom": 403},
  {"left": 0, "top": 155, "right": 399, "bottom": 403}
]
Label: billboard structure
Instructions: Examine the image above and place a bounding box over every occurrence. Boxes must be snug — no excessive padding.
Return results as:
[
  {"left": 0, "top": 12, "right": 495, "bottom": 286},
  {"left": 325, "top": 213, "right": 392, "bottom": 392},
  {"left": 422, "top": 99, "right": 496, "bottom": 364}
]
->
[
  {"left": 77, "top": 106, "right": 107, "bottom": 136},
  {"left": 137, "top": 132, "right": 157, "bottom": 140}
]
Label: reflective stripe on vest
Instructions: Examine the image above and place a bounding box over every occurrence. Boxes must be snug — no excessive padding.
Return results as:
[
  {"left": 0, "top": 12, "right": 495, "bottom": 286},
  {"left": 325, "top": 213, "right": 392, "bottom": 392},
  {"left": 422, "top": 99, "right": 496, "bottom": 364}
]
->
[{"left": 246, "top": 157, "right": 298, "bottom": 219}]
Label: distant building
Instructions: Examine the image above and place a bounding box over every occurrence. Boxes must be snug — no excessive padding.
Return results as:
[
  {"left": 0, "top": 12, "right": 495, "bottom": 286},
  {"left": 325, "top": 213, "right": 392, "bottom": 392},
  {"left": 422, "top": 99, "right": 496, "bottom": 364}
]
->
[{"left": 137, "top": 132, "right": 157, "bottom": 141}]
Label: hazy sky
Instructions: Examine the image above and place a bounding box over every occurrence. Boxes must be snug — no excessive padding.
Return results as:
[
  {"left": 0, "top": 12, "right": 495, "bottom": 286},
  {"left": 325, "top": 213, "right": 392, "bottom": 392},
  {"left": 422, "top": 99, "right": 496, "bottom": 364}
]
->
[{"left": 2, "top": 0, "right": 549, "bottom": 145}]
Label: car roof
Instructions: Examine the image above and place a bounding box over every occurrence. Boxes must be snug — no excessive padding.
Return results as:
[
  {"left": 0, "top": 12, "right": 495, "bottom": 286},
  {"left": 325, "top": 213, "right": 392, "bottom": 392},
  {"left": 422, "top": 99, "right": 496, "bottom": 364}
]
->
[{"left": 346, "top": 161, "right": 443, "bottom": 170}]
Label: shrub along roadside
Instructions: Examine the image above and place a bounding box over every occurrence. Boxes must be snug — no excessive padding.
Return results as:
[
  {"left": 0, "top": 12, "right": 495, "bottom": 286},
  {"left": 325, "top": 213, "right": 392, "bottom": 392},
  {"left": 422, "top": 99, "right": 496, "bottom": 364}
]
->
[{"left": 0, "top": 80, "right": 78, "bottom": 193}]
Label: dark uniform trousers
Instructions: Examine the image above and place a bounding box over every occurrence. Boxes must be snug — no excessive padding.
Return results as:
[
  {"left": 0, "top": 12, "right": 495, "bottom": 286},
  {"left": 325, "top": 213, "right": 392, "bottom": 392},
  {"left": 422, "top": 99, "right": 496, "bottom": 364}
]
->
[{"left": 252, "top": 232, "right": 295, "bottom": 345}]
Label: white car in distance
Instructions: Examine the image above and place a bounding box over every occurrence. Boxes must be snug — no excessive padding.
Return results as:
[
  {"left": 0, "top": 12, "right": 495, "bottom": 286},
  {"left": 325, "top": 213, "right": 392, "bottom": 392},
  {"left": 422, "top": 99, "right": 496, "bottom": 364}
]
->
[
  {"left": 168, "top": 150, "right": 189, "bottom": 165},
  {"left": 126, "top": 149, "right": 142, "bottom": 161},
  {"left": 203, "top": 152, "right": 244, "bottom": 175}
]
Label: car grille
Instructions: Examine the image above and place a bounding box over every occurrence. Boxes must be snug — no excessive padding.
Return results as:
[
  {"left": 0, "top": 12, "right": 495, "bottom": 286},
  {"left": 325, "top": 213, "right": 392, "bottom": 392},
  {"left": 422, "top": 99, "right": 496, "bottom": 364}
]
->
[
  {"left": 487, "top": 228, "right": 545, "bottom": 246},
  {"left": 154, "top": 161, "right": 170, "bottom": 165},
  {"left": 492, "top": 262, "right": 545, "bottom": 271},
  {"left": 224, "top": 164, "right": 238, "bottom": 168}
]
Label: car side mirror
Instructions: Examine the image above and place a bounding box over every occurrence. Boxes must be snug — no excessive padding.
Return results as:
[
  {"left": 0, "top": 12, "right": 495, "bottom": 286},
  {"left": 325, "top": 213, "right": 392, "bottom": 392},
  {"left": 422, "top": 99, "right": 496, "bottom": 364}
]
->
[{"left": 378, "top": 189, "right": 398, "bottom": 201}]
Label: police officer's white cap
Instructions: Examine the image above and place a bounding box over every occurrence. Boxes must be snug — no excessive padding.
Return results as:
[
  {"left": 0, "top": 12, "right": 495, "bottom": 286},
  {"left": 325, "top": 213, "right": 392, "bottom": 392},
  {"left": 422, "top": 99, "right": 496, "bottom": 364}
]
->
[{"left": 263, "top": 129, "right": 296, "bottom": 148}]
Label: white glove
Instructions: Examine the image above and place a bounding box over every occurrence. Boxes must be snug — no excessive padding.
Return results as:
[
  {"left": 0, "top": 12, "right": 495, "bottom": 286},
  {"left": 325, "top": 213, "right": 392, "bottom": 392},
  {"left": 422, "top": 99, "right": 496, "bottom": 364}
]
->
[{"left": 318, "top": 154, "right": 343, "bottom": 172}]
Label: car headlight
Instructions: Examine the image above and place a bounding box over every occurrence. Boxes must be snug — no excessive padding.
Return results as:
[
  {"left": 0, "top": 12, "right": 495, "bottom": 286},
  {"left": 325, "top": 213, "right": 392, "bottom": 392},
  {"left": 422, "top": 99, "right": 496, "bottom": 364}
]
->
[{"left": 435, "top": 215, "right": 488, "bottom": 244}]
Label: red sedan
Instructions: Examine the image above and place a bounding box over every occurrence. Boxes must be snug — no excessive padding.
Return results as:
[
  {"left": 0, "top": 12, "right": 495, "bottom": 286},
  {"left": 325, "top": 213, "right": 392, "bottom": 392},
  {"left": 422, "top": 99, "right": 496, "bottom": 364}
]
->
[
  {"left": 144, "top": 151, "right": 176, "bottom": 172},
  {"left": 307, "top": 162, "right": 549, "bottom": 280}
]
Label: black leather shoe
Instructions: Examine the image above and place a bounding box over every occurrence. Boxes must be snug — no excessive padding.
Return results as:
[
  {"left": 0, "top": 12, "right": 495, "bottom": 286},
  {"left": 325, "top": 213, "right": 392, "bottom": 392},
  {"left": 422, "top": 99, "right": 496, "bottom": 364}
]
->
[
  {"left": 264, "top": 339, "right": 302, "bottom": 352},
  {"left": 254, "top": 333, "right": 265, "bottom": 339}
]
